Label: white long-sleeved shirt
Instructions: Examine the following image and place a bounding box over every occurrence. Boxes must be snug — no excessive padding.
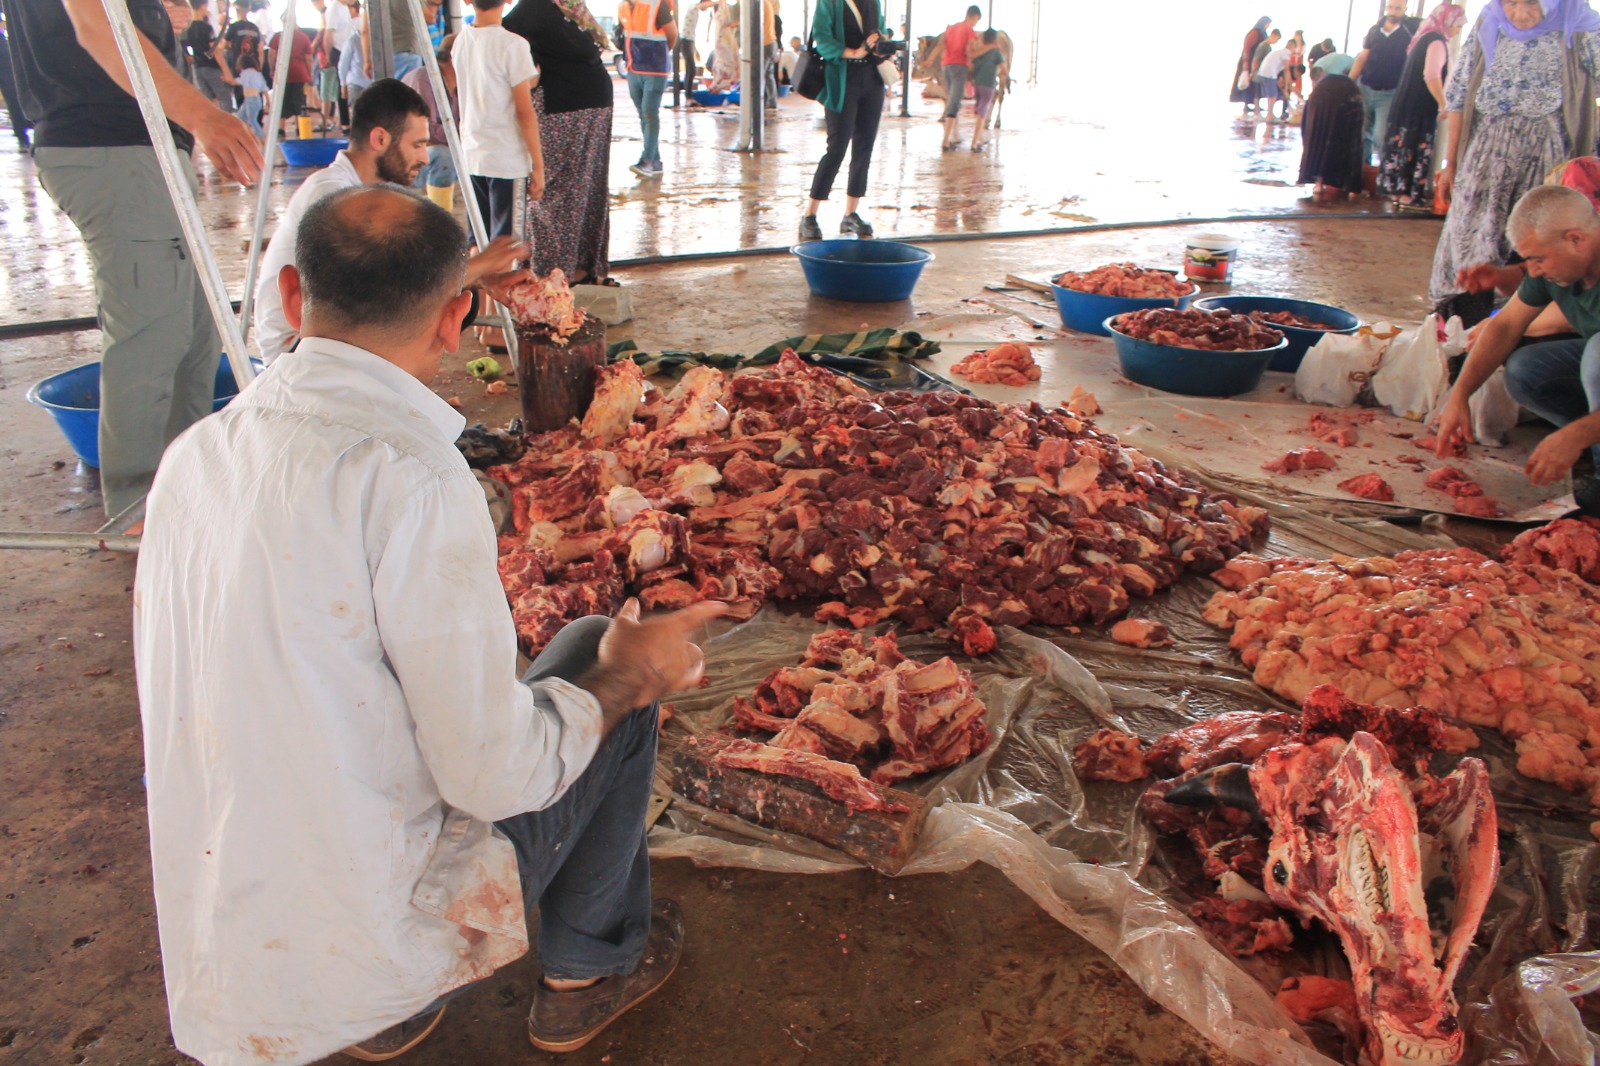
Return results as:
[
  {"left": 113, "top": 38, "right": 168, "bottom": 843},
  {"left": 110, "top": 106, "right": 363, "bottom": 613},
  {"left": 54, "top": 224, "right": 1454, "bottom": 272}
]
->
[
  {"left": 132, "top": 338, "right": 605, "bottom": 1066},
  {"left": 252, "top": 151, "right": 363, "bottom": 364}
]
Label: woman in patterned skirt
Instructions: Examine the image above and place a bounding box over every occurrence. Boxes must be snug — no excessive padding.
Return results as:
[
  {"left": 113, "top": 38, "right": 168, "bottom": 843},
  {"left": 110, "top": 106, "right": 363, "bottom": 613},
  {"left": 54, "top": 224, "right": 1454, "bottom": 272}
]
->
[
  {"left": 505, "top": 0, "right": 614, "bottom": 283},
  {"left": 1428, "top": 0, "right": 1600, "bottom": 324},
  {"left": 1376, "top": 3, "right": 1466, "bottom": 207}
]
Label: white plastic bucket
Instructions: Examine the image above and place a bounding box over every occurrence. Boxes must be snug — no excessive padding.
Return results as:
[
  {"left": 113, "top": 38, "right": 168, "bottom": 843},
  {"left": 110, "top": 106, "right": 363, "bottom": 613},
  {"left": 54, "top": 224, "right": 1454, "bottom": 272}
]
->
[{"left": 1184, "top": 233, "right": 1241, "bottom": 283}]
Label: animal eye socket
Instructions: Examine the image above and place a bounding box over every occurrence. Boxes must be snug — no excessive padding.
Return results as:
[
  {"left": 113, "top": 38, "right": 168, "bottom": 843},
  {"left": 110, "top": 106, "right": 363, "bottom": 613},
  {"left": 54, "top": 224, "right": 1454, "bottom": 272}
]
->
[{"left": 1272, "top": 860, "right": 1288, "bottom": 885}]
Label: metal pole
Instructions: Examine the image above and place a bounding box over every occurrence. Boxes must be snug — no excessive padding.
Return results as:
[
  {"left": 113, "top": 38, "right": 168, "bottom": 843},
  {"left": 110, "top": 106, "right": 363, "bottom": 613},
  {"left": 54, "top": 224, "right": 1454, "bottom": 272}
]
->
[
  {"left": 735, "top": 0, "right": 762, "bottom": 149},
  {"left": 899, "top": 0, "right": 911, "bottom": 117},
  {"left": 99, "top": 0, "right": 255, "bottom": 387},
  {"left": 1028, "top": 0, "right": 1039, "bottom": 85},
  {"left": 369, "top": 0, "right": 396, "bottom": 81},
  {"left": 1344, "top": 0, "right": 1353, "bottom": 54},
  {"left": 238, "top": 0, "right": 299, "bottom": 346},
  {"left": 403, "top": 0, "right": 518, "bottom": 360},
  {"left": 0, "top": 532, "right": 141, "bottom": 553}
]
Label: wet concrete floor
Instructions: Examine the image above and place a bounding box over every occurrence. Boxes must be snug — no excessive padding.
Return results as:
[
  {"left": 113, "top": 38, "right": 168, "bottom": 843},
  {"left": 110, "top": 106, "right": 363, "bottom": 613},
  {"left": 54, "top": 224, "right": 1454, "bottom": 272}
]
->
[{"left": 0, "top": 79, "right": 1443, "bottom": 1066}]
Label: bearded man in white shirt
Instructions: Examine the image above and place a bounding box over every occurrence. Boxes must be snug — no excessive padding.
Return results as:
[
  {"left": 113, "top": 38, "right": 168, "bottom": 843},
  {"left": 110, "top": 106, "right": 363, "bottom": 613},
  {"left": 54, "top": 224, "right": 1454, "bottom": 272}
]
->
[{"left": 134, "top": 185, "right": 723, "bottom": 1065}]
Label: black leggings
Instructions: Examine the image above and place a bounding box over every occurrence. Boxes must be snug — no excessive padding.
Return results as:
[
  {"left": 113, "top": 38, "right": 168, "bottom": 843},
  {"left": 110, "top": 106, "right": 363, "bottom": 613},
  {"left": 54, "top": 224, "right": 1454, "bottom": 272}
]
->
[{"left": 809, "top": 60, "right": 884, "bottom": 201}]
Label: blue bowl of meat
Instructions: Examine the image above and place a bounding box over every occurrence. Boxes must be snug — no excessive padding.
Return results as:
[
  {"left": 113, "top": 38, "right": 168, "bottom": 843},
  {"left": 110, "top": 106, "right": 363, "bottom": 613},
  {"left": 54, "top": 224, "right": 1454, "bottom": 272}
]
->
[
  {"left": 1105, "top": 308, "right": 1286, "bottom": 398},
  {"left": 1191, "top": 296, "right": 1360, "bottom": 373}
]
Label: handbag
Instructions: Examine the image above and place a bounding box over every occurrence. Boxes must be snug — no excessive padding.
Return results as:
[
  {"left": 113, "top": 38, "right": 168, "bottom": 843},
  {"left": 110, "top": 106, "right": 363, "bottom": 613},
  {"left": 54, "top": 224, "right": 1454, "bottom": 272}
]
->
[{"left": 792, "top": 33, "right": 826, "bottom": 99}]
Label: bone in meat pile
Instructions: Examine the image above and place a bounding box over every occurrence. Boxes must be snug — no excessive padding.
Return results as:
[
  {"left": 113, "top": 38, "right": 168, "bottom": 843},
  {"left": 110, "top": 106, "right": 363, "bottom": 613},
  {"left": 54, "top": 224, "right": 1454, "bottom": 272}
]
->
[
  {"left": 728, "top": 628, "right": 990, "bottom": 784},
  {"left": 489, "top": 350, "right": 1269, "bottom": 656},
  {"left": 1078, "top": 685, "right": 1497, "bottom": 1066},
  {"left": 493, "top": 268, "right": 587, "bottom": 341},
  {"left": 1204, "top": 548, "right": 1600, "bottom": 808}
]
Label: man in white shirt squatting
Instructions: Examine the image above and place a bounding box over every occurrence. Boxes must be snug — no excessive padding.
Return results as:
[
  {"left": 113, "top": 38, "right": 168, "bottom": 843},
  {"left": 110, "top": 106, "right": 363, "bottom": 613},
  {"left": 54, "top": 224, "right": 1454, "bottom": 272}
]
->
[
  {"left": 251, "top": 78, "right": 523, "bottom": 364},
  {"left": 134, "top": 185, "right": 724, "bottom": 1065}
]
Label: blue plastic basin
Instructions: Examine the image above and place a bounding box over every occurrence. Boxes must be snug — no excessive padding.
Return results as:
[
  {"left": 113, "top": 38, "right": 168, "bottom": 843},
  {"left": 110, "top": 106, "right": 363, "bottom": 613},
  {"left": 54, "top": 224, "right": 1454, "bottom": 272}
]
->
[
  {"left": 26, "top": 355, "right": 264, "bottom": 468},
  {"left": 1105, "top": 313, "right": 1285, "bottom": 398},
  {"left": 1052, "top": 278, "right": 1199, "bottom": 336},
  {"left": 691, "top": 89, "right": 729, "bottom": 106},
  {"left": 1191, "top": 295, "right": 1360, "bottom": 373},
  {"left": 792, "top": 239, "right": 934, "bottom": 303},
  {"left": 278, "top": 137, "right": 348, "bottom": 167}
]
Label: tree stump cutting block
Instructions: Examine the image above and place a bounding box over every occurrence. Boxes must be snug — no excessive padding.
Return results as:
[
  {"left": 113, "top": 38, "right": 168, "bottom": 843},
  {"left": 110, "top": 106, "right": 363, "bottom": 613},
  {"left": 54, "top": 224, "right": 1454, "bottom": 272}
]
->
[
  {"left": 670, "top": 736, "right": 931, "bottom": 875},
  {"left": 514, "top": 312, "right": 606, "bottom": 433}
]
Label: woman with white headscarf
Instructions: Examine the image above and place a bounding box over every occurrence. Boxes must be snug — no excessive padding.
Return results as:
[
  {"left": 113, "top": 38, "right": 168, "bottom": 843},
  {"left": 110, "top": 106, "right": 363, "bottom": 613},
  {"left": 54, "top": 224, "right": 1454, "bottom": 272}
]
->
[{"left": 1429, "top": 0, "right": 1600, "bottom": 323}]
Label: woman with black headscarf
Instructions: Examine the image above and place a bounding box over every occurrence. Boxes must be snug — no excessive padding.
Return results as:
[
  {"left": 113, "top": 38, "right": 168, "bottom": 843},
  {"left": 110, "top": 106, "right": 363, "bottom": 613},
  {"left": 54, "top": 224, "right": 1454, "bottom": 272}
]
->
[{"left": 1232, "top": 16, "right": 1271, "bottom": 114}]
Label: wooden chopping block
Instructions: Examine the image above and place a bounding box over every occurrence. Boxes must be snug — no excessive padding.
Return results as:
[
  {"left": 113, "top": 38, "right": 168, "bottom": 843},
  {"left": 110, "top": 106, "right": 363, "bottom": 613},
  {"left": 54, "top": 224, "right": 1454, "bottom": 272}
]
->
[
  {"left": 669, "top": 741, "right": 930, "bottom": 875},
  {"left": 514, "top": 312, "right": 606, "bottom": 433}
]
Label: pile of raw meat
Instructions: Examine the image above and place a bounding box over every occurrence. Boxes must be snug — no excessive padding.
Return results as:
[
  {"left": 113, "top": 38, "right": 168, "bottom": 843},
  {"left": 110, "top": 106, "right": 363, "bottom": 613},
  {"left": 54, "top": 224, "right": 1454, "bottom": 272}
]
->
[
  {"left": 488, "top": 350, "right": 1270, "bottom": 657},
  {"left": 1503, "top": 516, "right": 1600, "bottom": 581},
  {"left": 728, "top": 628, "right": 990, "bottom": 784},
  {"left": 1203, "top": 547, "right": 1600, "bottom": 810},
  {"left": 1055, "top": 262, "right": 1193, "bottom": 298},
  {"left": 1245, "top": 309, "right": 1338, "bottom": 330},
  {"left": 949, "top": 341, "right": 1040, "bottom": 386},
  {"left": 1110, "top": 308, "right": 1283, "bottom": 351},
  {"left": 491, "top": 268, "right": 587, "bottom": 341}
]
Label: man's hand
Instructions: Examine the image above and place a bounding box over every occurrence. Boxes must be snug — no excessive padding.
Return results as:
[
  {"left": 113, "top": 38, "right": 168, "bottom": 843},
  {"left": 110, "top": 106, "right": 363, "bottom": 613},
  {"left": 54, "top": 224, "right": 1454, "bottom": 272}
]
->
[
  {"left": 192, "top": 106, "right": 266, "bottom": 186},
  {"left": 465, "top": 236, "right": 528, "bottom": 286},
  {"left": 578, "top": 599, "right": 728, "bottom": 733},
  {"left": 1455, "top": 263, "right": 1502, "bottom": 294},
  {"left": 1432, "top": 394, "right": 1474, "bottom": 457},
  {"left": 1526, "top": 422, "right": 1593, "bottom": 485}
]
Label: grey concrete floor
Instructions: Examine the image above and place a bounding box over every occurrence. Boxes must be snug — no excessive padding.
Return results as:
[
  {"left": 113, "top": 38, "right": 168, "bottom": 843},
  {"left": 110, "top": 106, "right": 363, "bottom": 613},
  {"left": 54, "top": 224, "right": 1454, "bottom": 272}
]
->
[{"left": 0, "top": 78, "right": 1445, "bottom": 1066}]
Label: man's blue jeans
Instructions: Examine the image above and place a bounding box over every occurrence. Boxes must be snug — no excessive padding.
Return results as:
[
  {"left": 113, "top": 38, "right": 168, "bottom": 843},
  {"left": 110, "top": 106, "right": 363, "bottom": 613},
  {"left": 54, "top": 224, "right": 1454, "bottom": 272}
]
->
[
  {"left": 1503, "top": 333, "right": 1600, "bottom": 465},
  {"left": 627, "top": 71, "right": 666, "bottom": 165},
  {"left": 1359, "top": 82, "right": 1395, "bottom": 165},
  {"left": 494, "top": 616, "right": 655, "bottom": 981}
]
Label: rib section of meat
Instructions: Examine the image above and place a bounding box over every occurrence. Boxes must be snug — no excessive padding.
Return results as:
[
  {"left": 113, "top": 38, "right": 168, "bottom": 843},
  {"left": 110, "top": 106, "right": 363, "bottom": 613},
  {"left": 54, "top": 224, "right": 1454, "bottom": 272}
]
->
[
  {"left": 730, "top": 629, "right": 991, "bottom": 784},
  {"left": 1204, "top": 549, "right": 1600, "bottom": 807},
  {"left": 489, "top": 350, "right": 1269, "bottom": 657},
  {"left": 1094, "top": 686, "right": 1497, "bottom": 1066}
]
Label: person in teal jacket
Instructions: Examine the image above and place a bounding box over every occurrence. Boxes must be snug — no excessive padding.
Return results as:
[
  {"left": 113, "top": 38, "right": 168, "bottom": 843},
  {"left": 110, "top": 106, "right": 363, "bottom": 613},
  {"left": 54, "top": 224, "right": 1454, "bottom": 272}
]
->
[{"left": 799, "top": 0, "right": 886, "bottom": 241}]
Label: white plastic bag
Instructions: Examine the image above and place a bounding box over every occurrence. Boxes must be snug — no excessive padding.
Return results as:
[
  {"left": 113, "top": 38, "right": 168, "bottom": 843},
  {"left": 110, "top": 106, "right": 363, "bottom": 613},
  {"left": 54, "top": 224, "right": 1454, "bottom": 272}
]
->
[
  {"left": 1294, "top": 323, "right": 1396, "bottom": 407},
  {"left": 1372, "top": 314, "right": 1449, "bottom": 421},
  {"left": 1469, "top": 366, "right": 1522, "bottom": 447}
]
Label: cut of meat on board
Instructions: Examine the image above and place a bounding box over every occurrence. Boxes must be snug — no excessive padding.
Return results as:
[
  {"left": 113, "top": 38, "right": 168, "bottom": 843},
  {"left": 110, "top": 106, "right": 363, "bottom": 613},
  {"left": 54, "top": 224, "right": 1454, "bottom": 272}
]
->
[
  {"left": 950, "top": 342, "right": 1042, "bottom": 386},
  {"left": 671, "top": 733, "right": 930, "bottom": 873},
  {"left": 1110, "top": 618, "right": 1173, "bottom": 648},
  {"left": 1453, "top": 494, "right": 1504, "bottom": 518},
  {"left": 729, "top": 629, "right": 991, "bottom": 785},
  {"left": 1502, "top": 516, "right": 1600, "bottom": 582},
  {"left": 1262, "top": 447, "right": 1337, "bottom": 474},
  {"left": 1336, "top": 473, "right": 1394, "bottom": 502},
  {"left": 1413, "top": 434, "right": 1466, "bottom": 458},
  {"left": 488, "top": 350, "right": 1269, "bottom": 657},
  {"left": 1204, "top": 549, "right": 1600, "bottom": 808},
  {"left": 1307, "top": 411, "right": 1369, "bottom": 447},
  {"left": 1425, "top": 466, "right": 1503, "bottom": 517}
]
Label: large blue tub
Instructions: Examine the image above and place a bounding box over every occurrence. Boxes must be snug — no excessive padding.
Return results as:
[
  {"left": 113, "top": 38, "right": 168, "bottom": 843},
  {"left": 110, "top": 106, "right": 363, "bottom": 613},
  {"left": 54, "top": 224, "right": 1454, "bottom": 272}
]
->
[
  {"left": 26, "top": 356, "right": 263, "bottom": 468},
  {"left": 1105, "top": 314, "right": 1285, "bottom": 398},
  {"left": 792, "top": 239, "right": 934, "bottom": 303},
  {"left": 1052, "top": 278, "right": 1198, "bottom": 336},
  {"left": 1191, "top": 295, "right": 1360, "bottom": 373},
  {"left": 278, "top": 137, "right": 348, "bottom": 167}
]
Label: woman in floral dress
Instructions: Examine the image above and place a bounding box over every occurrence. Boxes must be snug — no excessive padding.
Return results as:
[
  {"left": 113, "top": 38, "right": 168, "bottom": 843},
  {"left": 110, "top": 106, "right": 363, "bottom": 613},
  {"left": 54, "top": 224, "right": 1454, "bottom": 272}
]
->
[{"left": 1428, "top": 0, "right": 1600, "bottom": 323}]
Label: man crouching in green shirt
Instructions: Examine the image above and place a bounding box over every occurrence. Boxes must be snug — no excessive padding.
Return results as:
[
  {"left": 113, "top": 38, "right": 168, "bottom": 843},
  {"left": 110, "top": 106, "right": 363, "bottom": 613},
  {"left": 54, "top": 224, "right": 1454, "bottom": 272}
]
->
[{"left": 1436, "top": 185, "right": 1600, "bottom": 514}]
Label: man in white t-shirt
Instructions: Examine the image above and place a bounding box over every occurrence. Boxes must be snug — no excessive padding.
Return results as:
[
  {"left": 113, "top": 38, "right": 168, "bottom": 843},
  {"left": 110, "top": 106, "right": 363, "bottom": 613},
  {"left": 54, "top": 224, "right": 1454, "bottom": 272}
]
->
[
  {"left": 253, "top": 78, "right": 524, "bottom": 362},
  {"left": 1254, "top": 44, "right": 1293, "bottom": 121},
  {"left": 317, "top": 0, "right": 356, "bottom": 127},
  {"left": 453, "top": 0, "right": 544, "bottom": 239}
]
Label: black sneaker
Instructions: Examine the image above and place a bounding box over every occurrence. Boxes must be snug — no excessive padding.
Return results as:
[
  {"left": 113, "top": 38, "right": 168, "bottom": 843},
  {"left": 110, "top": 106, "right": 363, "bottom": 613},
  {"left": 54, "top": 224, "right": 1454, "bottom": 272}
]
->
[
  {"left": 839, "top": 212, "right": 874, "bottom": 238},
  {"left": 797, "top": 214, "right": 823, "bottom": 242},
  {"left": 342, "top": 1005, "right": 447, "bottom": 1061}
]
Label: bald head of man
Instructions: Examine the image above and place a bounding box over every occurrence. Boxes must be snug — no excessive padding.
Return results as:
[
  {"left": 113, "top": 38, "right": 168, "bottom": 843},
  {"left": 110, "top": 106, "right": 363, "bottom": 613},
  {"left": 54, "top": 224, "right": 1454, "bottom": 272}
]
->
[
  {"left": 280, "top": 186, "right": 473, "bottom": 377},
  {"left": 1508, "top": 185, "right": 1600, "bottom": 290}
]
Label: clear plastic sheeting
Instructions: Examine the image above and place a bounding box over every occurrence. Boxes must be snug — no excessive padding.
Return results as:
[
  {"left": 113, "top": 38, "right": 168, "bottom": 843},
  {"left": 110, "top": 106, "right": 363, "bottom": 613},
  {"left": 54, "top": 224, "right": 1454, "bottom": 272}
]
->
[{"left": 649, "top": 599, "right": 1600, "bottom": 1065}]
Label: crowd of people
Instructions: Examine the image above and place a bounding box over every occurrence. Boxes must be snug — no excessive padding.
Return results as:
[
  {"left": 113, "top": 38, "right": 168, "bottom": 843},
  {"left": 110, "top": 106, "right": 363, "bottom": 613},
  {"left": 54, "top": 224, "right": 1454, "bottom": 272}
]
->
[{"left": 1234, "top": 1, "right": 1600, "bottom": 515}]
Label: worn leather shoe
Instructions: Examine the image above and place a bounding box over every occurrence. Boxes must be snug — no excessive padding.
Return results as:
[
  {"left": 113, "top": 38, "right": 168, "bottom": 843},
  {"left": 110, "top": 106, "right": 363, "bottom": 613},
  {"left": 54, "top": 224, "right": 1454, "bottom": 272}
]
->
[
  {"left": 797, "top": 214, "right": 823, "bottom": 242},
  {"left": 527, "top": 899, "right": 685, "bottom": 1053},
  {"left": 839, "top": 212, "right": 874, "bottom": 238},
  {"left": 342, "top": 1005, "right": 446, "bottom": 1062}
]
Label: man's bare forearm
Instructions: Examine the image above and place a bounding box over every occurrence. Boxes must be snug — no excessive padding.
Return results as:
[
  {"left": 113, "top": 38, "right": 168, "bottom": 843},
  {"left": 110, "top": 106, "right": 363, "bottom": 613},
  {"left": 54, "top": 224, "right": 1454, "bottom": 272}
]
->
[{"left": 62, "top": 0, "right": 217, "bottom": 134}]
